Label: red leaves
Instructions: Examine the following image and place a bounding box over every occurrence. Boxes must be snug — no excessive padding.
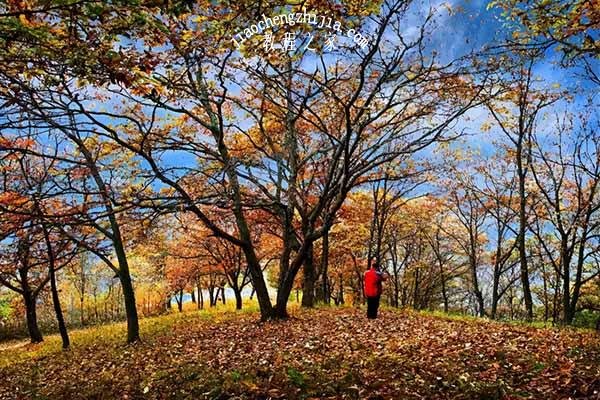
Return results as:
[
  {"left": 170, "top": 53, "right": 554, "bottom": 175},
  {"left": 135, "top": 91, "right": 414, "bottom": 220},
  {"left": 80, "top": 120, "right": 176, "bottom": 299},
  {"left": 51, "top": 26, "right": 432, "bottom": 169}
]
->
[{"left": 0, "top": 137, "right": 35, "bottom": 151}]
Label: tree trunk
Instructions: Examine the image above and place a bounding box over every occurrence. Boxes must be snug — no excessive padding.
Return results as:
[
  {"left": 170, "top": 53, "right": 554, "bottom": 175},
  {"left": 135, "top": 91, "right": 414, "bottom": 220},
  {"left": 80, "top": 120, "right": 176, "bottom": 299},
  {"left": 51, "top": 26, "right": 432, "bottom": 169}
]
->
[
  {"left": 338, "top": 277, "right": 344, "bottom": 304},
  {"left": 80, "top": 295, "right": 85, "bottom": 327},
  {"left": 567, "top": 226, "right": 590, "bottom": 325},
  {"left": 50, "top": 267, "right": 69, "bottom": 349},
  {"left": 94, "top": 293, "right": 99, "bottom": 322},
  {"left": 491, "top": 227, "right": 503, "bottom": 320},
  {"left": 413, "top": 267, "right": 420, "bottom": 310},
  {"left": 209, "top": 285, "right": 215, "bottom": 307},
  {"left": 552, "top": 278, "right": 560, "bottom": 324},
  {"left": 491, "top": 267, "right": 500, "bottom": 319},
  {"left": 301, "top": 242, "right": 315, "bottom": 308},
  {"left": 234, "top": 288, "right": 243, "bottom": 310},
  {"left": 274, "top": 279, "right": 293, "bottom": 318},
  {"left": 471, "top": 262, "right": 485, "bottom": 317},
  {"left": 243, "top": 253, "right": 273, "bottom": 319},
  {"left": 118, "top": 270, "right": 140, "bottom": 343},
  {"left": 274, "top": 239, "right": 312, "bottom": 318},
  {"left": 393, "top": 276, "right": 400, "bottom": 308},
  {"left": 321, "top": 230, "right": 330, "bottom": 304},
  {"left": 22, "top": 290, "right": 43, "bottom": 343},
  {"left": 197, "top": 283, "right": 203, "bottom": 310},
  {"left": 516, "top": 140, "right": 534, "bottom": 321},
  {"left": 175, "top": 290, "right": 182, "bottom": 312},
  {"left": 41, "top": 223, "right": 69, "bottom": 349},
  {"left": 439, "top": 261, "right": 448, "bottom": 313},
  {"left": 78, "top": 138, "right": 140, "bottom": 342},
  {"left": 541, "top": 262, "right": 549, "bottom": 322}
]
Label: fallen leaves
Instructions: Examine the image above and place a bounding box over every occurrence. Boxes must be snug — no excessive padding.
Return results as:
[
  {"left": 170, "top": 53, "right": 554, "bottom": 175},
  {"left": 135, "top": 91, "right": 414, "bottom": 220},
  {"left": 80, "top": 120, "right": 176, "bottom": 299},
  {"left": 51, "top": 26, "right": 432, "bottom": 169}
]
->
[{"left": 0, "top": 307, "right": 599, "bottom": 399}]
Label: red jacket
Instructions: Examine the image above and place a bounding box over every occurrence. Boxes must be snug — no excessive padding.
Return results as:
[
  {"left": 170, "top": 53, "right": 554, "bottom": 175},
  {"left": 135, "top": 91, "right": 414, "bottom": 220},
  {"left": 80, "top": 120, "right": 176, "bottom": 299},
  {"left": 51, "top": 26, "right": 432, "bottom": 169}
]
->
[{"left": 364, "top": 267, "right": 383, "bottom": 297}]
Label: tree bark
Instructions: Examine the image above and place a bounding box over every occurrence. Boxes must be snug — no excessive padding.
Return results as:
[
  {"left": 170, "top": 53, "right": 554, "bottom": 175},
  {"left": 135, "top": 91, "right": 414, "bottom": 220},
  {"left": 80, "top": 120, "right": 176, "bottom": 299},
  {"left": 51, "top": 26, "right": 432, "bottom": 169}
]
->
[
  {"left": 197, "top": 283, "right": 203, "bottom": 310},
  {"left": 234, "top": 288, "right": 243, "bottom": 310},
  {"left": 516, "top": 138, "right": 534, "bottom": 321},
  {"left": 301, "top": 242, "right": 315, "bottom": 308},
  {"left": 208, "top": 284, "right": 215, "bottom": 307},
  {"left": 74, "top": 133, "right": 141, "bottom": 342},
  {"left": 321, "top": 230, "right": 330, "bottom": 304},
  {"left": 440, "top": 262, "right": 449, "bottom": 313},
  {"left": 22, "top": 290, "right": 43, "bottom": 343},
  {"left": 118, "top": 269, "right": 140, "bottom": 342},
  {"left": 175, "top": 289, "right": 183, "bottom": 312},
  {"left": 41, "top": 223, "right": 70, "bottom": 349},
  {"left": 49, "top": 267, "right": 69, "bottom": 349}
]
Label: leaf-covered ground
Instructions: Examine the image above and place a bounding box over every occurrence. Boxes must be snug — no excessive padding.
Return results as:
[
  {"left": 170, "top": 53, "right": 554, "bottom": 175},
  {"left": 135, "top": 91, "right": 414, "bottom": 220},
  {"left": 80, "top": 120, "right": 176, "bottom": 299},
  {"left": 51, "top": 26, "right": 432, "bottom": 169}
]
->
[{"left": 1, "top": 305, "right": 599, "bottom": 399}]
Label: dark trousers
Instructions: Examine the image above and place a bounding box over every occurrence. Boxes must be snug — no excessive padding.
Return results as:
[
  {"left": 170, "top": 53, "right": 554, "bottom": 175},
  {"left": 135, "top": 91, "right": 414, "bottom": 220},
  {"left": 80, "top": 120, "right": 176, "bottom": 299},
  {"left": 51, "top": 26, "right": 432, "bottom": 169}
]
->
[{"left": 366, "top": 295, "right": 381, "bottom": 319}]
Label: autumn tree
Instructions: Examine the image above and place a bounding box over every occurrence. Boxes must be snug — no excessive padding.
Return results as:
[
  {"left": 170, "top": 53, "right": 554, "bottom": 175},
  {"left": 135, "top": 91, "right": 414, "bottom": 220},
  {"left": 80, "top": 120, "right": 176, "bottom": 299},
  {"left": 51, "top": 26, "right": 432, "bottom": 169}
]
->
[
  {"left": 490, "top": 0, "right": 599, "bottom": 64},
  {"left": 0, "top": 144, "right": 76, "bottom": 345},
  {"left": 528, "top": 106, "right": 600, "bottom": 324},
  {"left": 0, "top": 0, "right": 493, "bottom": 321},
  {"left": 475, "top": 153, "right": 520, "bottom": 319},
  {"left": 483, "top": 50, "right": 562, "bottom": 320}
]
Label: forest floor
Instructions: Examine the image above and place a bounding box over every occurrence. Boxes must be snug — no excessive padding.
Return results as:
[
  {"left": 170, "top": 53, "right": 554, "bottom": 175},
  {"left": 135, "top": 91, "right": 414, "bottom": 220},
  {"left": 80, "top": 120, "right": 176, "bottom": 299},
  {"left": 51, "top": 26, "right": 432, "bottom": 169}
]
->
[{"left": 0, "top": 304, "right": 599, "bottom": 400}]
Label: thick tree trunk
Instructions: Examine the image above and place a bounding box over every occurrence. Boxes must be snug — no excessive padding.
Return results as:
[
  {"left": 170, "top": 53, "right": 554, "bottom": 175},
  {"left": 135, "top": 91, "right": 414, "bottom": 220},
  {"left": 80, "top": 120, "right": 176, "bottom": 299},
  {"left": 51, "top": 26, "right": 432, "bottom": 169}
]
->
[
  {"left": 22, "top": 290, "right": 43, "bottom": 343},
  {"left": 234, "top": 290, "right": 242, "bottom": 310},
  {"left": 274, "top": 281, "right": 293, "bottom": 318},
  {"left": 241, "top": 247, "right": 274, "bottom": 319},
  {"left": 118, "top": 269, "right": 140, "bottom": 343},
  {"left": 190, "top": 290, "right": 196, "bottom": 303},
  {"left": 274, "top": 238, "right": 312, "bottom": 318}
]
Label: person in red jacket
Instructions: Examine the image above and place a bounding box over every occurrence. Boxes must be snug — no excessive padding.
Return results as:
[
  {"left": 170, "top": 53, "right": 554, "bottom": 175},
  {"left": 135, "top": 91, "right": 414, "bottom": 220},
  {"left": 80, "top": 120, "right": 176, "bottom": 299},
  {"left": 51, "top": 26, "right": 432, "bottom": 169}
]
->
[{"left": 364, "top": 262, "right": 387, "bottom": 319}]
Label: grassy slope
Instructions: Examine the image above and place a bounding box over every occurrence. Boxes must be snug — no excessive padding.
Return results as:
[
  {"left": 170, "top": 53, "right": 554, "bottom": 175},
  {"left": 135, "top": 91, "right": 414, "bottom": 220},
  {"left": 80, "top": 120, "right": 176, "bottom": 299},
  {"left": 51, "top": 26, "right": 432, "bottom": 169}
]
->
[{"left": 0, "top": 302, "right": 599, "bottom": 400}]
